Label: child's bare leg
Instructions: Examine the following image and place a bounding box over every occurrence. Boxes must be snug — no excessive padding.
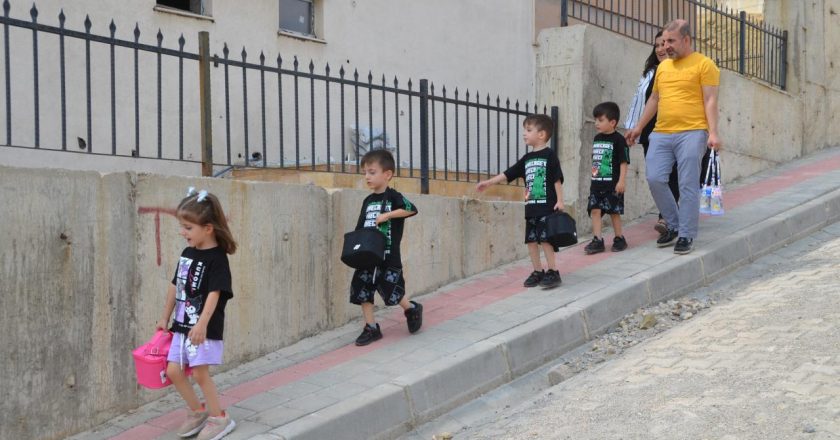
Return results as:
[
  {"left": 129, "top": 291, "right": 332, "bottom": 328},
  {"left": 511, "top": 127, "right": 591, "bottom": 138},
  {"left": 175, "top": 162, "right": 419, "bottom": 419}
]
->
[
  {"left": 591, "top": 209, "right": 603, "bottom": 237},
  {"left": 167, "top": 362, "right": 202, "bottom": 411},
  {"left": 610, "top": 213, "right": 624, "bottom": 237},
  {"left": 361, "top": 302, "right": 376, "bottom": 325},
  {"left": 192, "top": 365, "right": 223, "bottom": 417},
  {"left": 541, "top": 242, "right": 557, "bottom": 271},
  {"left": 398, "top": 296, "right": 412, "bottom": 310},
  {"left": 527, "top": 242, "right": 543, "bottom": 271}
]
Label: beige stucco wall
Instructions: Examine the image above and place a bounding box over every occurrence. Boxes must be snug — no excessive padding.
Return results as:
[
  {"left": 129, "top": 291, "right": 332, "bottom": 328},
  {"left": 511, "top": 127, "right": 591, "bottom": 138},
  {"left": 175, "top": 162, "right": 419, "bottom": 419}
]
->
[
  {"left": 536, "top": 24, "right": 809, "bottom": 232},
  {"left": 764, "top": 0, "right": 840, "bottom": 154},
  {"left": 0, "top": 164, "right": 528, "bottom": 440}
]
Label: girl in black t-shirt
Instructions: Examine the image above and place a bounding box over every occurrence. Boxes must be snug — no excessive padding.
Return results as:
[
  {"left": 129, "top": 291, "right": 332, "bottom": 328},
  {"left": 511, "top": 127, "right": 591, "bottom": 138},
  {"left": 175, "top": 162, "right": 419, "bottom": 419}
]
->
[{"left": 154, "top": 188, "right": 238, "bottom": 439}]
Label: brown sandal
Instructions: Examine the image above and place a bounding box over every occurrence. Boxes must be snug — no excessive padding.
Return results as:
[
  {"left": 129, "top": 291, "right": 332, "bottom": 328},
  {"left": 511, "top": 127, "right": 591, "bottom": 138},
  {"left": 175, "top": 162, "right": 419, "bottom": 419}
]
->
[{"left": 654, "top": 218, "right": 668, "bottom": 234}]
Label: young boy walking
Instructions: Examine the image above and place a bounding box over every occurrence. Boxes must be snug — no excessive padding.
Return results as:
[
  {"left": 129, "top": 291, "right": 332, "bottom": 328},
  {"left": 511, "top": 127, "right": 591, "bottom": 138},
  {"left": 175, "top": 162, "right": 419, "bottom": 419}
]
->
[
  {"left": 585, "top": 102, "right": 630, "bottom": 254},
  {"left": 477, "top": 114, "right": 564, "bottom": 288},
  {"left": 350, "top": 149, "right": 423, "bottom": 346}
]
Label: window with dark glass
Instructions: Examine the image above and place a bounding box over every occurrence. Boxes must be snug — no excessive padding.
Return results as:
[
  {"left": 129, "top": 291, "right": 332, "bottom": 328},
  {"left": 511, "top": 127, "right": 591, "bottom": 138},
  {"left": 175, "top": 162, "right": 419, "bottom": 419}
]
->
[
  {"left": 279, "top": 0, "right": 314, "bottom": 35},
  {"left": 157, "top": 0, "right": 208, "bottom": 15}
]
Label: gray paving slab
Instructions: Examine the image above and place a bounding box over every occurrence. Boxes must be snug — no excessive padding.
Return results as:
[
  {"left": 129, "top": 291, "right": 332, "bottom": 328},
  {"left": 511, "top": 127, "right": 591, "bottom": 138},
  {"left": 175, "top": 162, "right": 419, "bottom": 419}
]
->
[
  {"left": 250, "top": 404, "right": 308, "bottom": 427},
  {"left": 236, "top": 391, "right": 294, "bottom": 412}
]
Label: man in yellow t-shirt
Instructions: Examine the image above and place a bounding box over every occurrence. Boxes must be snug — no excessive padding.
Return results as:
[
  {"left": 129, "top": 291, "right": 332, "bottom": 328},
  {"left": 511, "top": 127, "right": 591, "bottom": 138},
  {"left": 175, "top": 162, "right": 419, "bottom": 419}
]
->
[{"left": 626, "top": 19, "right": 722, "bottom": 255}]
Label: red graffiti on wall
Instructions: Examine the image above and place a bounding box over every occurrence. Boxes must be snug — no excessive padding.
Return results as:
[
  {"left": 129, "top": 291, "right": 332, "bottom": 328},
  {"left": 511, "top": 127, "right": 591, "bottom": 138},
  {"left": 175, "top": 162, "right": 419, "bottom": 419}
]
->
[{"left": 138, "top": 206, "right": 177, "bottom": 266}]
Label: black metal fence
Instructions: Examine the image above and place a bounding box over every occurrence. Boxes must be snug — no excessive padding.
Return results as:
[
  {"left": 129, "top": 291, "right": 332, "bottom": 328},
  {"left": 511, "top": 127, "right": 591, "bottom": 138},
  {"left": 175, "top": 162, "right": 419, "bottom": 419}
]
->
[
  {"left": 0, "top": 1, "right": 557, "bottom": 193},
  {"left": 561, "top": 0, "right": 788, "bottom": 90}
]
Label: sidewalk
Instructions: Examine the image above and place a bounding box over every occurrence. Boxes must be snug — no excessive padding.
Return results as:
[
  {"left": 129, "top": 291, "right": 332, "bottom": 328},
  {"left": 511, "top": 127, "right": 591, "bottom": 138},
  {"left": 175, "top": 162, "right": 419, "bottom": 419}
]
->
[
  {"left": 459, "top": 215, "right": 840, "bottom": 439},
  {"left": 71, "top": 147, "right": 840, "bottom": 440}
]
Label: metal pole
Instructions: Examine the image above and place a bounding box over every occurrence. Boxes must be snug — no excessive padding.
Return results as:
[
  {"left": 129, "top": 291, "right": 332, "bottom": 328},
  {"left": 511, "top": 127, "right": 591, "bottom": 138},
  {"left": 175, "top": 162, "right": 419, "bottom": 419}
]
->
[
  {"left": 560, "top": 0, "right": 568, "bottom": 27},
  {"left": 739, "top": 11, "right": 746, "bottom": 75},
  {"left": 419, "top": 79, "right": 430, "bottom": 195},
  {"left": 550, "top": 106, "right": 559, "bottom": 152},
  {"left": 198, "top": 31, "right": 213, "bottom": 177},
  {"left": 781, "top": 30, "right": 788, "bottom": 90}
]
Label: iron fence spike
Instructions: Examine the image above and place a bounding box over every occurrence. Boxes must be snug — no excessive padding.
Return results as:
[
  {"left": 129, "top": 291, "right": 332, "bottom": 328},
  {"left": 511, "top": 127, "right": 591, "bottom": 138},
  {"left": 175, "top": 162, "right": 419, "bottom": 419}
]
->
[
  {"left": 134, "top": 23, "right": 140, "bottom": 38},
  {"left": 110, "top": 19, "right": 116, "bottom": 34},
  {"left": 178, "top": 33, "right": 185, "bottom": 47},
  {"left": 58, "top": 9, "right": 65, "bottom": 23},
  {"left": 309, "top": 59, "right": 314, "bottom": 71},
  {"left": 3, "top": 1, "right": 9, "bottom": 14},
  {"left": 30, "top": 3, "right": 37, "bottom": 19},
  {"left": 85, "top": 15, "right": 92, "bottom": 31},
  {"left": 156, "top": 29, "right": 162, "bottom": 43}
]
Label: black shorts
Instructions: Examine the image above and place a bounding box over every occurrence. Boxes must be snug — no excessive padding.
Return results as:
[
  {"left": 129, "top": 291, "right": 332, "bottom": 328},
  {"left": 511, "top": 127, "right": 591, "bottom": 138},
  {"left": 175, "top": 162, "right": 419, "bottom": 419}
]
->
[
  {"left": 587, "top": 190, "right": 624, "bottom": 216},
  {"left": 349, "top": 265, "right": 406, "bottom": 306},
  {"left": 525, "top": 216, "right": 559, "bottom": 251}
]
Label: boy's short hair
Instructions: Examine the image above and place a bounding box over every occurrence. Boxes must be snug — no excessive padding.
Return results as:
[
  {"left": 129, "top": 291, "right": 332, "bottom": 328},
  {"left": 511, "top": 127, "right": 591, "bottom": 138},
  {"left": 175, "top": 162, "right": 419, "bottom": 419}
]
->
[
  {"left": 360, "top": 148, "right": 396, "bottom": 173},
  {"left": 593, "top": 102, "right": 620, "bottom": 122},
  {"left": 523, "top": 114, "right": 554, "bottom": 140}
]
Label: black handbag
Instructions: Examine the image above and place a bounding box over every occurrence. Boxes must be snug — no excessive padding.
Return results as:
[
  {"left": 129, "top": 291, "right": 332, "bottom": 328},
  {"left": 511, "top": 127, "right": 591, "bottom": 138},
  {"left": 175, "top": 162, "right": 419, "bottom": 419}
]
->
[
  {"left": 341, "top": 228, "right": 386, "bottom": 269},
  {"left": 545, "top": 211, "right": 578, "bottom": 247}
]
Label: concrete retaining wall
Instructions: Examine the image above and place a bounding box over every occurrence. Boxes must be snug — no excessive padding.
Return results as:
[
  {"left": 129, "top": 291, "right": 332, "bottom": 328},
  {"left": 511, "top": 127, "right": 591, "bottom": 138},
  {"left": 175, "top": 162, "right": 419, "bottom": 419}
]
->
[{"left": 0, "top": 166, "right": 527, "bottom": 440}]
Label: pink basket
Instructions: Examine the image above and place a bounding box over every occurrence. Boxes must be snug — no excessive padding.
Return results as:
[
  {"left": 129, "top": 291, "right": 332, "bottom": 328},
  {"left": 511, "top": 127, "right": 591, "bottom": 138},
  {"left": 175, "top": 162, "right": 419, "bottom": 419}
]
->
[{"left": 132, "top": 330, "right": 191, "bottom": 389}]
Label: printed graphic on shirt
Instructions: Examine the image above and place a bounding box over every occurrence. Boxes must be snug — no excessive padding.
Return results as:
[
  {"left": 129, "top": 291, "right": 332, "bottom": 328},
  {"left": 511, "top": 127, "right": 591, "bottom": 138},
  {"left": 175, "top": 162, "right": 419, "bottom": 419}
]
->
[
  {"left": 525, "top": 158, "right": 548, "bottom": 204},
  {"left": 591, "top": 141, "right": 615, "bottom": 181},
  {"left": 363, "top": 200, "right": 393, "bottom": 254},
  {"left": 174, "top": 256, "right": 205, "bottom": 326}
]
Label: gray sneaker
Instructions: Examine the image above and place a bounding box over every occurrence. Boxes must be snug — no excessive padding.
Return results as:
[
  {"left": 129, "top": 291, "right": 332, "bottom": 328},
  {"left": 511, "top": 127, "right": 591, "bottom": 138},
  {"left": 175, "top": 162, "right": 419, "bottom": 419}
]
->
[
  {"left": 197, "top": 412, "right": 236, "bottom": 440},
  {"left": 177, "top": 408, "right": 208, "bottom": 438}
]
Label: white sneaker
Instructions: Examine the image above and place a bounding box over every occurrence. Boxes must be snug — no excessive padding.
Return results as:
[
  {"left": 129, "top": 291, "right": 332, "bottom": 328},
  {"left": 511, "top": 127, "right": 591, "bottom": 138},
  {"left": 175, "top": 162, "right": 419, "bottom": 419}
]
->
[{"left": 197, "top": 412, "right": 236, "bottom": 440}]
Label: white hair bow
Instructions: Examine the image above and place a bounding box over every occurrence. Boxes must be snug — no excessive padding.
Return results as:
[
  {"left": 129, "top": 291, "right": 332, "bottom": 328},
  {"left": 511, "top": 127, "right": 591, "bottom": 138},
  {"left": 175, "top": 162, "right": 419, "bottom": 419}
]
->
[{"left": 186, "top": 186, "right": 208, "bottom": 202}]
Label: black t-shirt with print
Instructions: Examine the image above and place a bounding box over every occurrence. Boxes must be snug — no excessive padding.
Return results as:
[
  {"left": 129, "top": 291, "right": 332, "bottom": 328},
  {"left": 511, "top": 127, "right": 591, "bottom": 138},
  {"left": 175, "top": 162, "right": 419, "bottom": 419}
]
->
[
  {"left": 170, "top": 246, "right": 233, "bottom": 340},
  {"left": 503, "top": 147, "right": 564, "bottom": 218},
  {"left": 590, "top": 132, "right": 630, "bottom": 192},
  {"left": 355, "top": 187, "right": 418, "bottom": 267}
]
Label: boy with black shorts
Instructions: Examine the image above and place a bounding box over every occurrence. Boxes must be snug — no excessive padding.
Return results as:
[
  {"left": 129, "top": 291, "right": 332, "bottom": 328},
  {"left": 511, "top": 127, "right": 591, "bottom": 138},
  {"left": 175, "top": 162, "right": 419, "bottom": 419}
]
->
[
  {"left": 350, "top": 149, "right": 423, "bottom": 346},
  {"left": 585, "top": 102, "right": 629, "bottom": 254},
  {"left": 476, "top": 114, "right": 565, "bottom": 288}
]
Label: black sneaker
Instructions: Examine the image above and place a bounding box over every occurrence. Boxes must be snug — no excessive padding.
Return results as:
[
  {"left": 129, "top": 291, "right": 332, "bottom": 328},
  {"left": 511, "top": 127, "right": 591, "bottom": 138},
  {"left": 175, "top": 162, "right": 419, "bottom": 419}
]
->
[
  {"left": 354, "top": 323, "right": 382, "bottom": 346},
  {"left": 524, "top": 270, "right": 545, "bottom": 287},
  {"left": 656, "top": 229, "right": 679, "bottom": 247},
  {"left": 584, "top": 236, "right": 605, "bottom": 255},
  {"left": 674, "top": 237, "right": 694, "bottom": 254},
  {"left": 404, "top": 301, "right": 423, "bottom": 334},
  {"left": 539, "top": 269, "right": 562, "bottom": 288},
  {"left": 611, "top": 236, "right": 628, "bottom": 252}
]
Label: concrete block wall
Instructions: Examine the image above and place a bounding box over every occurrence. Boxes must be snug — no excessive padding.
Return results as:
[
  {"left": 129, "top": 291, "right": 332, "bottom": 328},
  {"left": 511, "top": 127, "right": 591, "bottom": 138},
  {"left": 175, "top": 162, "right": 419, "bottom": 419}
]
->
[{"left": 0, "top": 166, "right": 527, "bottom": 440}]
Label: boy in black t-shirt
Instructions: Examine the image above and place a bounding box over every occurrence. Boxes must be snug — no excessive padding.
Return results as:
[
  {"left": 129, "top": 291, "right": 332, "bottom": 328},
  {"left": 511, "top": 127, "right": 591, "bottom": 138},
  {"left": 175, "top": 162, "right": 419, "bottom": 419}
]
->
[
  {"left": 477, "top": 114, "right": 565, "bottom": 288},
  {"left": 585, "top": 102, "right": 630, "bottom": 254},
  {"left": 350, "top": 149, "right": 423, "bottom": 346}
]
